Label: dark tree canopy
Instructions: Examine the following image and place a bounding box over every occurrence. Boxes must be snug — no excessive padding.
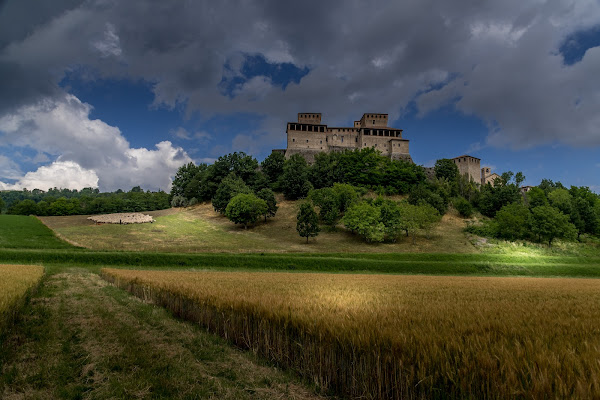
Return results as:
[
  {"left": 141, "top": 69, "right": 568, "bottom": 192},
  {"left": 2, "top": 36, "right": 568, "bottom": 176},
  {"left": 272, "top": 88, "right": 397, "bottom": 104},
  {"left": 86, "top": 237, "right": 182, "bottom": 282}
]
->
[
  {"left": 434, "top": 159, "right": 459, "bottom": 182},
  {"left": 296, "top": 202, "right": 320, "bottom": 242}
]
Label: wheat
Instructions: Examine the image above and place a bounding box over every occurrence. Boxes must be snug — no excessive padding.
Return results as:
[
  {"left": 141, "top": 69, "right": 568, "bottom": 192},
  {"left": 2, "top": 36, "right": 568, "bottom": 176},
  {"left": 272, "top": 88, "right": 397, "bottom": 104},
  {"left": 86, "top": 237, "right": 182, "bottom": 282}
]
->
[
  {"left": 102, "top": 268, "right": 600, "bottom": 399},
  {"left": 0, "top": 264, "right": 44, "bottom": 332}
]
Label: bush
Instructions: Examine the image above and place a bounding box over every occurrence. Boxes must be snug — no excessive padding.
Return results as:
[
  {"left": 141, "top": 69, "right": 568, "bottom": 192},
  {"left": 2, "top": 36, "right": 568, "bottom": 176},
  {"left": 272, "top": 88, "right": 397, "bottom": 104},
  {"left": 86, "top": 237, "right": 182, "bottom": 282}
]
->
[
  {"left": 453, "top": 197, "right": 473, "bottom": 218},
  {"left": 171, "top": 195, "right": 188, "bottom": 208},
  {"left": 225, "top": 193, "right": 267, "bottom": 229}
]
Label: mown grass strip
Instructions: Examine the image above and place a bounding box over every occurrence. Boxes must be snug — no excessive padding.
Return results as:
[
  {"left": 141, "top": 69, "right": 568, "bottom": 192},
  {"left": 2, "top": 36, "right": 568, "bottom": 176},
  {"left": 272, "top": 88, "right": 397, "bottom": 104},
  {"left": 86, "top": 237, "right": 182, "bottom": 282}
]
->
[{"left": 1, "top": 249, "right": 599, "bottom": 277}]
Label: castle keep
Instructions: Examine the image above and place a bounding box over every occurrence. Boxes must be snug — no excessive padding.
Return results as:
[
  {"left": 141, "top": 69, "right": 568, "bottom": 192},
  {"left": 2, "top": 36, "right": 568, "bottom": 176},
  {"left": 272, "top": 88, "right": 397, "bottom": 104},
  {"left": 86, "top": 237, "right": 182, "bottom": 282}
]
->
[
  {"left": 282, "top": 113, "right": 412, "bottom": 163},
  {"left": 452, "top": 155, "right": 499, "bottom": 186}
]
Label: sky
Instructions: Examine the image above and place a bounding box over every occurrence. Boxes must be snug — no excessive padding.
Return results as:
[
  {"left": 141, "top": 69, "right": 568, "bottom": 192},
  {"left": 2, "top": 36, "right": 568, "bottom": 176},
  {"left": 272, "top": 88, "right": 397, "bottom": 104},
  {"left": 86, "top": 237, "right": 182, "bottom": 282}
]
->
[{"left": 0, "top": 1, "right": 599, "bottom": 193}]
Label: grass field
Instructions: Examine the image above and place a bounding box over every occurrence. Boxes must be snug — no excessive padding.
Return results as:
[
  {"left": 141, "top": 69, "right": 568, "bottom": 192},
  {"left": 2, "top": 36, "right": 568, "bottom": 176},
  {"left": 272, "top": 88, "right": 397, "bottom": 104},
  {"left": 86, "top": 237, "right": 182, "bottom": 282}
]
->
[
  {"left": 41, "top": 200, "right": 478, "bottom": 253},
  {"left": 0, "top": 215, "right": 77, "bottom": 249},
  {"left": 0, "top": 264, "right": 44, "bottom": 333},
  {"left": 103, "top": 268, "right": 600, "bottom": 399}
]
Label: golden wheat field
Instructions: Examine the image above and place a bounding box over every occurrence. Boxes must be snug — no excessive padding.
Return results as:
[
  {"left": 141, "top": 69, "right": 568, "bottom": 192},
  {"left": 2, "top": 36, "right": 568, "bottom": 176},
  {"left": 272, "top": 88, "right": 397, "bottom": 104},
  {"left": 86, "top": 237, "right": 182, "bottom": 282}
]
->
[
  {"left": 0, "top": 264, "right": 44, "bottom": 331},
  {"left": 102, "top": 268, "right": 600, "bottom": 399}
]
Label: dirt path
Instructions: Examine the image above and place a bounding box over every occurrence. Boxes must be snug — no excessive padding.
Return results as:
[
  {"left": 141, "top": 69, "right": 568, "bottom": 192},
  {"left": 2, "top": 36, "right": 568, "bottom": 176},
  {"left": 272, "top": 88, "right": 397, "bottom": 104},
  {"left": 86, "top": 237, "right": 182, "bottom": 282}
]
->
[{"left": 0, "top": 269, "right": 325, "bottom": 399}]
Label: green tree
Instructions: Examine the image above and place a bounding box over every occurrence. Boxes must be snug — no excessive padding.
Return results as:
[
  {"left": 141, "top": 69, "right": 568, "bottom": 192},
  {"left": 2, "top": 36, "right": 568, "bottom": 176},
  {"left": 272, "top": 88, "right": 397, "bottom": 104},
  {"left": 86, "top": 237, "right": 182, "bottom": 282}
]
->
[
  {"left": 310, "top": 187, "right": 340, "bottom": 227},
  {"left": 397, "top": 202, "right": 420, "bottom": 244},
  {"left": 256, "top": 188, "right": 278, "bottom": 221},
  {"left": 280, "top": 154, "right": 311, "bottom": 200},
  {"left": 296, "top": 202, "right": 320, "bottom": 243},
  {"left": 495, "top": 202, "right": 531, "bottom": 240},
  {"left": 416, "top": 203, "right": 441, "bottom": 239},
  {"left": 170, "top": 162, "right": 199, "bottom": 199},
  {"left": 378, "top": 199, "right": 403, "bottom": 242},
  {"left": 453, "top": 197, "right": 473, "bottom": 218},
  {"left": 434, "top": 159, "right": 459, "bottom": 182},
  {"left": 8, "top": 199, "right": 38, "bottom": 215},
  {"left": 528, "top": 205, "right": 577, "bottom": 246},
  {"left": 225, "top": 193, "right": 267, "bottom": 229},
  {"left": 212, "top": 174, "right": 252, "bottom": 214},
  {"left": 260, "top": 152, "right": 286, "bottom": 186},
  {"left": 332, "top": 183, "right": 361, "bottom": 213},
  {"left": 0, "top": 196, "right": 4, "bottom": 213},
  {"left": 525, "top": 187, "right": 548, "bottom": 209},
  {"left": 343, "top": 201, "right": 385, "bottom": 243}
]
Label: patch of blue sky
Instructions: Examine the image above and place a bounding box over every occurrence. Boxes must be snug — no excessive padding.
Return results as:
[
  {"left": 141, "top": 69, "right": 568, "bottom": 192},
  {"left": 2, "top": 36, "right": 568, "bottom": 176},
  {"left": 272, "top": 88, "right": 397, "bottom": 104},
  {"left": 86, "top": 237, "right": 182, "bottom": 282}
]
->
[
  {"left": 59, "top": 73, "right": 183, "bottom": 149},
  {"left": 219, "top": 53, "right": 309, "bottom": 98},
  {"left": 559, "top": 25, "right": 600, "bottom": 65}
]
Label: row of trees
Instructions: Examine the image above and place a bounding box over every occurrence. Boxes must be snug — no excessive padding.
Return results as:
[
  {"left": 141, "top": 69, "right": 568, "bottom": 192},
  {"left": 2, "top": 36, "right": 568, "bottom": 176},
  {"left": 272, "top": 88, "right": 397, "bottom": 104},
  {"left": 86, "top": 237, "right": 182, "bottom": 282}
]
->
[
  {"left": 293, "top": 184, "right": 442, "bottom": 244},
  {"left": 170, "top": 148, "right": 427, "bottom": 206},
  {"left": 2, "top": 187, "right": 170, "bottom": 216},
  {"left": 469, "top": 182, "right": 600, "bottom": 246}
]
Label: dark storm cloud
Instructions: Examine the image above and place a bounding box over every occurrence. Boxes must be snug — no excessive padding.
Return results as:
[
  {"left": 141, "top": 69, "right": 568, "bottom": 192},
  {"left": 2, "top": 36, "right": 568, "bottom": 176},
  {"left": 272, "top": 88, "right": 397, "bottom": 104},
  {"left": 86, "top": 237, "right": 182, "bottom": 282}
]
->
[{"left": 1, "top": 0, "right": 599, "bottom": 154}]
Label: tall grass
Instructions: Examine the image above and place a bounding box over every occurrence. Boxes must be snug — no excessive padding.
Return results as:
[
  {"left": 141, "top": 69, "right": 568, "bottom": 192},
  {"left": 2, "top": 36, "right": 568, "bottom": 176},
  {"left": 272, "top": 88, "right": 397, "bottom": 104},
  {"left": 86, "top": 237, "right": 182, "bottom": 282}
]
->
[
  {"left": 102, "top": 269, "right": 600, "bottom": 399},
  {"left": 0, "top": 264, "right": 44, "bottom": 333}
]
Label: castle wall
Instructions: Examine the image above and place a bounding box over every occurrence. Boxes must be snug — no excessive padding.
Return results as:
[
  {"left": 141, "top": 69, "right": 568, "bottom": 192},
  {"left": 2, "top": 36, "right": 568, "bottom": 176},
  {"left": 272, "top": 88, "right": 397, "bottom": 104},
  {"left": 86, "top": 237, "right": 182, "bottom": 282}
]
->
[
  {"left": 284, "top": 113, "right": 412, "bottom": 163},
  {"left": 327, "top": 128, "right": 359, "bottom": 149},
  {"left": 287, "top": 128, "right": 327, "bottom": 152},
  {"left": 453, "top": 156, "right": 481, "bottom": 183}
]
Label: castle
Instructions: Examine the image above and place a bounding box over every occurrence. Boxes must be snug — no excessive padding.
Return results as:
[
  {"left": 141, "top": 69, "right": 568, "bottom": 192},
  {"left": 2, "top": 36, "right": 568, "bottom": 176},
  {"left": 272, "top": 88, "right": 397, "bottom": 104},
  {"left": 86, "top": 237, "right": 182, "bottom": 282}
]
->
[
  {"left": 279, "top": 113, "right": 412, "bottom": 163},
  {"left": 277, "top": 112, "right": 497, "bottom": 186},
  {"left": 452, "top": 155, "right": 499, "bottom": 186}
]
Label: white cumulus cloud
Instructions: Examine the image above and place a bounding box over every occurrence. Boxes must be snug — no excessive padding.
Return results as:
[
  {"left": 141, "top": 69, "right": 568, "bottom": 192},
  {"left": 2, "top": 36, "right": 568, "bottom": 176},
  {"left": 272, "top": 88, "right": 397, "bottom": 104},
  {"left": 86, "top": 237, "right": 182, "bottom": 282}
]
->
[
  {"left": 0, "top": 94, "right": 191, "bottom": 191},
  {"left": 0, "top": 160, "right": 98, "bottom": 191}
]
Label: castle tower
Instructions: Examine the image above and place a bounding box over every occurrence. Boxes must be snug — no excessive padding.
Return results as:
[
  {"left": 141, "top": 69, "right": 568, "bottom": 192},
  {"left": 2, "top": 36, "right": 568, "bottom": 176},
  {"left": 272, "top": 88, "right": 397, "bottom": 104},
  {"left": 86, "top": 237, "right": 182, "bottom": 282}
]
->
[{"left": 452, "top": 155, "right": 481, "bottom": 183}]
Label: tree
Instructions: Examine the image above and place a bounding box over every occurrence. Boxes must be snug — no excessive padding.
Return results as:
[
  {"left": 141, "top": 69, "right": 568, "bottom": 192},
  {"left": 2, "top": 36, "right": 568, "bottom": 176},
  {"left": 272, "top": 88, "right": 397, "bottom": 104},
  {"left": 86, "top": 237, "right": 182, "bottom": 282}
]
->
[
  {"left": 343, "top": 201, "right": 385, "bottom": 243},
  {"left": 332, "top": 183, "right": 361, "bottom": 213},
  {"left": 170, "top": 162, "right": 199, "bottom": 199},
  {"left": 528, "top": 205, "right": 577, "bottom": 246},
  {"left": 0, "top": 196, "right": 4, "bottom": 213},
  {"left": 397, "top": 202, "right": 421, "bottom": 244},
  {"left": 260, "top": 152, "right": 286, "bottom": 186},
  {"left": 212, "top": 174, "right": 252, "bottom": 214},
  {"left": 434, "top": 159, "right": 459, "bottom": 182},
  {"left": 495, "top": 202, "right": 530, "bottom": 240},
  {"left": 453, "top": 197, "right": 473, "bottom": 218},
  {"left": 525, "top": 187, "right": 548, "bottom": 209},
  {"left": 225, "top": 193, "right": 267, "bottom": 229},
  {"left": 377, "top": 199, "right": 403, "bottom": 242},
  {"left": 280, "top": 154, "right": 311, "bottom": 200},
  {"left": 296, "top": 202, "right": 320, "bottom": 243},
  {"left": 310, "top": 187, "right": 340, "bottom": 227},
  {"left": 256, "top": 188, "right": 278, "bottom": 221}
]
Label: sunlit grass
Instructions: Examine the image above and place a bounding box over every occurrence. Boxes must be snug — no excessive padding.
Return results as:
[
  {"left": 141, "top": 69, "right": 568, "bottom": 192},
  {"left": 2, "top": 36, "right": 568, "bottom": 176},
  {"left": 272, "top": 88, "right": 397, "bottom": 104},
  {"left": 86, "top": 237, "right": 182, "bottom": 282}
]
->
[{"left": 103, "top": 269, "right": 600, "bottom": 399}]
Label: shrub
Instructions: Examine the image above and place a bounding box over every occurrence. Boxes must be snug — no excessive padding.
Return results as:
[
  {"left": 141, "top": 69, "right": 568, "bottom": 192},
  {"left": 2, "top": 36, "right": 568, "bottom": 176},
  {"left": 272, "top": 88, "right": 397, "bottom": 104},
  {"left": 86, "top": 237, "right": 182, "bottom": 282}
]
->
[
  {"left": 453, "top": 197, "right": 473, "bottom": 218},
  {"left": 225, "top": 193, "right": 267, "bottom": 229}
]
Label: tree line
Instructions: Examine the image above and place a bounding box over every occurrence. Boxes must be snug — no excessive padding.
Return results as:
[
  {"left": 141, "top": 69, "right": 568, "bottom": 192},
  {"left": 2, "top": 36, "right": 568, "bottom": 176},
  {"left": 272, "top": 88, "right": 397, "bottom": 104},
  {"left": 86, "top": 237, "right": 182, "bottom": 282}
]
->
[
  {"left": 171, "top": 150, "right": 599, "bottom": 246},
  {"left": 0, "top": 186, "right": 170, "bottom": 216}
]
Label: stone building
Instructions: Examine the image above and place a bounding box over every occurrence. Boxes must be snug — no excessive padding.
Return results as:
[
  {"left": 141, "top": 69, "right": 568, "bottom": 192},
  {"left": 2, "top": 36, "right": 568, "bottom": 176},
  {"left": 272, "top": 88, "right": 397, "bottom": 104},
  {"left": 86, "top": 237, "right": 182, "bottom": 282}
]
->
[
  {"left": 280, "top": 113, "right": 411, "bottom": 163},
  {"left": 452, "top": 155, "right": 498, "bottom": 186}
]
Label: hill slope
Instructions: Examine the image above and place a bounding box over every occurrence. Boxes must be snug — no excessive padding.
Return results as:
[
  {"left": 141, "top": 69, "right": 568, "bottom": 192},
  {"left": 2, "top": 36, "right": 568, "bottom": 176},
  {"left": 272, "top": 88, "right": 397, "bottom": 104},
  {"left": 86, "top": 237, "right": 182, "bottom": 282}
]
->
[{"left": 39, "top": 199, "right": 477, "bottom": 254}]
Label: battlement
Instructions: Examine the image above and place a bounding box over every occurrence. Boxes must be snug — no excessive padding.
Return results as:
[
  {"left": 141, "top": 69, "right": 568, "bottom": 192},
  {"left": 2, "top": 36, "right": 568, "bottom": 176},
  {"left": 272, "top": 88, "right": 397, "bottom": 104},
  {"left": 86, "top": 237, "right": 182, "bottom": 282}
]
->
[{"left": 298, "top": 113, "right": 322, "bottom": 124}]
